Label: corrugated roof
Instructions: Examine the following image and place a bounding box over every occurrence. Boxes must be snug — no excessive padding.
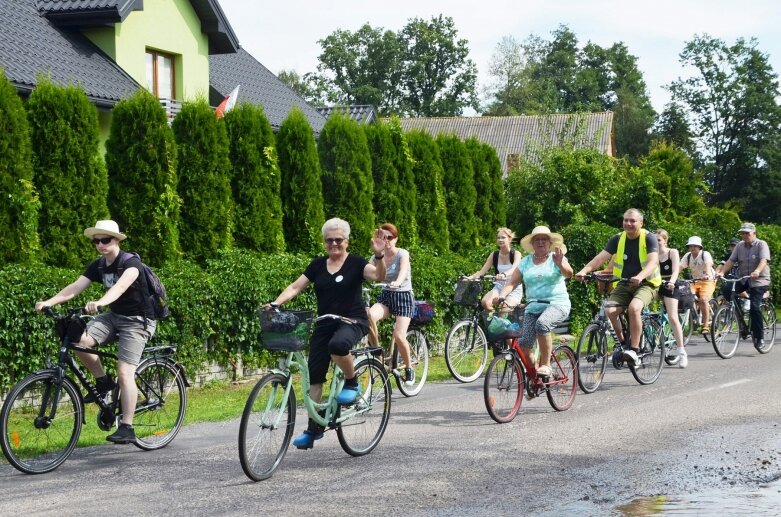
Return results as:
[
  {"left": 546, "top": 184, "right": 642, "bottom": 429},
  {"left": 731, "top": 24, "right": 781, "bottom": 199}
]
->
[
  {"left": 1, "top": 0, "right": 141, "bottom": 106},
  {"left": 210, "top": 48, "right": 327, "bottom": 133},
  {"left": 397, "top": 113, "right": 615, "bottom": 174},
  {"left": 316, "top": 105, "right": 377, "bottom": 124}
]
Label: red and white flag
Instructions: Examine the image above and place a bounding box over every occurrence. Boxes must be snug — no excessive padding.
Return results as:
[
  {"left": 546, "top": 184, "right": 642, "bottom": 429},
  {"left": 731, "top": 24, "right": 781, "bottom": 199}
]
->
[{"left": 215, "top": 85, "right": 240, "bottom": 119}]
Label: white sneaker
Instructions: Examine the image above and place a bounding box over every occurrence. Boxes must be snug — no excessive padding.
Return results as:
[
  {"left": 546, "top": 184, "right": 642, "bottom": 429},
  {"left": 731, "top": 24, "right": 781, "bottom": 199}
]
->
[
  {"left": 678, "top": 352, "right": 688, "bottom": 369},
  {"left": 623, "top": 349, "right": 639, "bottom": 365}
]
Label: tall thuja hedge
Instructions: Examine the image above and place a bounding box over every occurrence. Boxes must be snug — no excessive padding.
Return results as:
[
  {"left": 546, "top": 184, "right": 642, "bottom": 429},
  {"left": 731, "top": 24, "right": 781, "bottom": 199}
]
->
[
  {"left": 389, "top": 118, "right": 418, "bottom": 246},
  {"left": 105, "top": 90, "right": 180, "bottom": 266},
  {"left": 318, "top": 114, "right": 374, "bottom": 246},
  {"left": 406, "top": 130, "right": 449, "bottom": 251},
  {"left": 0, "top": 69, "right": 39, "bottom": 264},
  {"left": 26, "top": 78, "right": 108, "bottom": 268},
  {"left": 437, "top": 133, "right": 477, "bottom": 252},
  {"left": 466, "top": 138, "right": 493, "bottom": 243},
  {"left": 484, "top": 143, "right": 506, "bottom": 232},
  {"left": 277, "top": 108, "right": 324, "bottom": 252},
  {"left": 365, "top": 122, "right": 403, "bottom": 228},
  {"left": 172, "top": 100, "right": 232, "bottom": 263},
  {"left": 224, "top": 103, "right": 284, "bottom": 252}
]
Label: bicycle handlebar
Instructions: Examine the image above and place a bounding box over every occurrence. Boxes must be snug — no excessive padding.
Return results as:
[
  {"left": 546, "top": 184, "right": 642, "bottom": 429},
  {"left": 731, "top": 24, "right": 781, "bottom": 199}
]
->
[
  {"left": 459, "top": 274, "right": 499, "bottom": 282},
  {"left": 311, "top": 314, "right": 359, "bottom": 325},
  {"left": 719, "top": 275, "right": 752, "bottom": 283}
]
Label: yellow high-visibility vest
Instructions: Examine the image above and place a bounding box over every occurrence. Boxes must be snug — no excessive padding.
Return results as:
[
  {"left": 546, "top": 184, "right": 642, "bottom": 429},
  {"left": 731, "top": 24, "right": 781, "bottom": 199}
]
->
[{"left": 613, "top": 229, "right": 661, "bottom": 287}]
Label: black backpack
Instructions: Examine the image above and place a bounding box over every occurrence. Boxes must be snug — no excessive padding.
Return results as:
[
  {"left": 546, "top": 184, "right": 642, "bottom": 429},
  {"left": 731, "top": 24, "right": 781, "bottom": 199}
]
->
[
  {"left": 492, "top": 249, "right": 517, "bottom": 273},
  {"left": 98, "top": 251, "right": 170, "bottom": 320}
]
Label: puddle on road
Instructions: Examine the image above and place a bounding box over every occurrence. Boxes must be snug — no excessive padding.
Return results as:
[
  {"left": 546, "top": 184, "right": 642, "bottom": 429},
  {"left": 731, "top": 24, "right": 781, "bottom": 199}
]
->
[{"left": 614, "top": 478, "right": 781, "bottom": 516}]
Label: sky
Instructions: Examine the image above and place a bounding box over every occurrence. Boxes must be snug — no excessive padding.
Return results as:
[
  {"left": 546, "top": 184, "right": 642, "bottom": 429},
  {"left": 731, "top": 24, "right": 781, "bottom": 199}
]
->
[{"left": 217, "top": 0, "right": 781, "bottom": 114}]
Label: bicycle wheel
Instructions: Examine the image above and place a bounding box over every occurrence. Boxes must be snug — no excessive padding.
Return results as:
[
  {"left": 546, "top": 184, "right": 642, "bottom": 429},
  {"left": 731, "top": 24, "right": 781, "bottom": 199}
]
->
[
  {"left": 1, "top": 371, "right": 83, "bottom": 474},
  {"left": 483, "top": 353, "right": 524, "bottom": 423},
  {"left": 662, "top": 318, "right": 681, "bottom": 366},
  {"left": 444, "top": 319, "right": 488, "bottom": 383},
  {"left": 756, "top": 301, "right": 776, "bottom": 354},
  {"left": 680, "top": 309, "right": 694, "bottom": 346},
  {"left": 546, "top": 345, "right": 577, "bottom": 411},
  {"left": 575, "top": 323, "right": 609, "bottom": 394},
  {"left": 132, "top": 359, "right": 187, "bottom": 451},
  {"left": 395, "top": 329, "right": 428, "bottom": 397},
  {"left": 337, "top": 358, "right": 391, "bottom": 456},
  {"left": 630, "top": 318, "right": 664, "bottom": 385},
  {"left": 239, "top": 373, "right": 295, "bottom": 481},
  {"left": 711, "top": 305, "right": 740, "bottom": 359}
]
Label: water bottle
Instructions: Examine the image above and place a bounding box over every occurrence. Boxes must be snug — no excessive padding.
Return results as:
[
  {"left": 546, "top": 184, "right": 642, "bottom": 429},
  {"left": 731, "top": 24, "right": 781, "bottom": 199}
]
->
[{"left": 742, "top": 298, "right": 750, "bottom": 312}]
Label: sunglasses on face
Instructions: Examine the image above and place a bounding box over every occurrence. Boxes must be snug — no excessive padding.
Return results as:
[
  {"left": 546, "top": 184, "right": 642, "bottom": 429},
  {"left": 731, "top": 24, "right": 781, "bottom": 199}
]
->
[
  {"left": 383, "top": 234, "right": 395, "bottom": 240},
  {"left": 325, "top": 238, "right": 345, "bottom": 245},
  {"left": 92, "top": 237, "right": 114, "bottom": 245}
]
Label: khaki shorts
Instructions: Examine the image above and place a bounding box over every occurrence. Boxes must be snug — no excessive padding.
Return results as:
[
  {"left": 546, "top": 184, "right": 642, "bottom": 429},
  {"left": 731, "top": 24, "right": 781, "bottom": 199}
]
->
[
  {"left": 86, "top": 312, "right": 156, "bottom": 366},
  {"left": 608, "top": 283, "right": 657, "bottom": 309},
  {"left": 692, "top": 280, "right": 716, "bottom": 299}
]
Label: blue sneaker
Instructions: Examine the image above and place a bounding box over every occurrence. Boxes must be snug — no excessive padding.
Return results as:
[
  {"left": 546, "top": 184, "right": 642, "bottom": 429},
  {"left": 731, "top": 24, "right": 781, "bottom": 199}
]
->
[
  {"left": 335, "top": 385, "right": 359, "bottom": 404},
  {"left": 292, "top": 429, "right": 323, "bottom": 450}
]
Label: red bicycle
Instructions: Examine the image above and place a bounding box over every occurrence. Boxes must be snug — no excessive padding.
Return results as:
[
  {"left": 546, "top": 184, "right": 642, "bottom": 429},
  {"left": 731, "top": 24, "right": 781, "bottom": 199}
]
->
[{"left": 483, "top": 308, "right": 578, "bottom": 423}]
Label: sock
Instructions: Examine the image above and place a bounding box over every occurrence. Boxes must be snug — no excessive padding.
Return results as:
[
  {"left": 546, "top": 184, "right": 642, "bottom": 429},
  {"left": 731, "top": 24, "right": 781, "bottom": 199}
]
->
[
  {"left": 678, "top": 347, "right": 687, "bottom": 355},
  {"left": 344, "top": 376, "right": 358, "bottom": 388}
]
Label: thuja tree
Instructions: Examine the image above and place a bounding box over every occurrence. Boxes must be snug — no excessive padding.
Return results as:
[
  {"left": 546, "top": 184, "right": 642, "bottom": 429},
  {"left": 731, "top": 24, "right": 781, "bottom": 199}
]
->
[
  {"left": 388, "top": 118, "right": 418, "bottom": 246},
  {"left": 26, "top": 78, "right": 107, "bottom": 268},
  {"left": 0, "top": 70, "right": 39, "bottom": 265},
  {"left": 437, "top": 133, "right": 477, "bottom": 251},
  {"left": 105, "top": 90, "right": 181, "bottom": 266},
  {"left": 224, "top": 103, "right": 284, "bottom": 252},
  {"left": 318, "top": 114, "right": 374, "bottom": 246},
  {"left": 466, "top": 138, "right": 493, "bottom": 244},
  {"left": 276, "top": 108, "right": 324, "bottom": 253},
  {"left": 172, "top": 100, "right": 232, "bottom": 263},
  {"left": 365, "top": 122, "right": 403, "bottom": 228},
  {"left": 405, "top": 130, "right": 449, "bottom": 251}
]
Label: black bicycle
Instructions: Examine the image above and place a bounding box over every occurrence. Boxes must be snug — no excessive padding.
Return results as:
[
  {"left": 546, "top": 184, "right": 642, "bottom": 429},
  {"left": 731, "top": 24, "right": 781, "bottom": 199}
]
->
[
  {"left": 710, "top": 277, "right": 776, "bottom": 358},
  {"left": 1, "top": 307, "right": 188, "bottom": 474}
]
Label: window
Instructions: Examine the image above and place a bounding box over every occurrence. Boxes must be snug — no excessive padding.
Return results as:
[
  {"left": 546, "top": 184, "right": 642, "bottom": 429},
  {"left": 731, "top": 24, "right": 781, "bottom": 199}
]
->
[{"left": 146, "top": 50, "right": 175, "bottom": 99}]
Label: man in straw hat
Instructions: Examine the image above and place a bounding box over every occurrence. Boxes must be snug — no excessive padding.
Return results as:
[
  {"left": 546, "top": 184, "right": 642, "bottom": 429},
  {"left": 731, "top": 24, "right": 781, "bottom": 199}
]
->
[
  {"left": 716, "top": 222, "right": 771, "bottom": 349},
  {"left": 576, "top": 208, "right": 662, "bottom": 366},
  {"left": 35, "top": 220, "right": 157, "bottom": 444}
]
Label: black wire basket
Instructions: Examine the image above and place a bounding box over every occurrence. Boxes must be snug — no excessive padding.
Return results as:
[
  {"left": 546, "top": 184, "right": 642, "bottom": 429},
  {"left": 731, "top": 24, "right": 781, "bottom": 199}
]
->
[
  {"left": 453, "top": 278, "right": 483, "bottom": 306},
  {"left": 258, "top": 309, "right": 314, "bottom": 352}
]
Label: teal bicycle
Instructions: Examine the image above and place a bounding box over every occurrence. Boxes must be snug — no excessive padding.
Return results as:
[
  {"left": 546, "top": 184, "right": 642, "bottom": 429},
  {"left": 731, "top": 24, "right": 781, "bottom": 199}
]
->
[{"left": 238, "top": 309, "right": 392, "bottom": 481}]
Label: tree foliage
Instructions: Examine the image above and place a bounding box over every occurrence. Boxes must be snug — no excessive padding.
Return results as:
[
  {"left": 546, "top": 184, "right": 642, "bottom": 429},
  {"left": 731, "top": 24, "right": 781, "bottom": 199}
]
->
[
  {"left": 668, "top": 34, "right": 781, "bottom": 222},
  {"left": 308, "top": 15, "right": 478, "bottom": 116},
  {"left": 224, "top": 103, "right": 285, "bottom": 253},
  {"left": 172, "top": 99, "right": 233, "bottom": 263},
  {"left": 406, "top": 130, "right": 449, "bottom": 251},
  {"left": 26, "top": 78, "right": 107, "bottom": 268},
  {"left": 437, "top": 134, "right": 477, "bottom": 251},
  {"left": 318, "top": 114, "right": 375, "bottom": 246},
  {"left": 105, "top": 90, "right": 181, "bottom": 266},
  {"left": 0, "top": 69, "right": 39, "bottom": 264},
  {"left": 365, "top": 121, "right": 403, "bottom": 228},
  {"left": 276, "top": 108, "right": 324, "bottom": 253},
  {"left": 388, "top": 117, "right": 418, "bottom": 246}
]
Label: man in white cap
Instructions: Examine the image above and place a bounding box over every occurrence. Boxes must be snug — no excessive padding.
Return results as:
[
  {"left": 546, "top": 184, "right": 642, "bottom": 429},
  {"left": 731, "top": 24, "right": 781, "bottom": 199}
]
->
[
  {"left": 35, "top": 220, "right": 156, "bottom": 445},
  {"left": 716, "top": 222, "right": 771, "bottom": 348},
  {"left": 680, "top": 236, "right": 716, "bottom": 334},
  {"left": 576, "top": 208, "right": 661, "bottom": 366}
]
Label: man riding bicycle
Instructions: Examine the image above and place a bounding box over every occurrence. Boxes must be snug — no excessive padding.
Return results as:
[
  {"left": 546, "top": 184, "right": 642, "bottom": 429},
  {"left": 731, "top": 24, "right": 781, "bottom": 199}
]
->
[{"left": 575, "top": 208, "right": 661, "bottom": 365}]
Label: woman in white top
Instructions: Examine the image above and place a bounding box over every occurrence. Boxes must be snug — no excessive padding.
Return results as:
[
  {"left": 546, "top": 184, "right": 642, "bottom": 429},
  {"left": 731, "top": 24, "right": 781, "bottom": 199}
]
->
[{"left": 467, "top": 227, "right": 523, "bottom": 312}]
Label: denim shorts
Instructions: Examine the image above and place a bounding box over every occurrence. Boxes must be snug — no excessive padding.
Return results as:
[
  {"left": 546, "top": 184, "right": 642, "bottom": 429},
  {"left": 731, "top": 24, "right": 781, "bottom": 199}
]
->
[{"left": 86, "top": 312, "right": 156, "bottom": 366}]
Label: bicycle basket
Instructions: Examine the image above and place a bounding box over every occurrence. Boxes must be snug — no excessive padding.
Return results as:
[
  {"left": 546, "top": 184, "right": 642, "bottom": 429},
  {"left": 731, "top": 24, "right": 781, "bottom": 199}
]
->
[
  {"left": 258, "top": 309, "right": 314, "bottom": 351},
  {"left": 481, "top": 309, "right": 523, "bottom": 340},
  {"left": 412, "top": 300, "right": 435, "bottom": 325},
  {"left": 453, "top": 279, "right": 483, "bottom": 306}
]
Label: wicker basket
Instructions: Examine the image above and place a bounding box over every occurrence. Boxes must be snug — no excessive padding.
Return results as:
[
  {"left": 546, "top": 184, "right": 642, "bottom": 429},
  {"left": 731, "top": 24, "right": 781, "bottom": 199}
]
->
[
  {"left": 258, "top": 309, "right": 314, "bottom": 351},
  {"left": 453, "top": 278, "right": 483, "bottom": 306}
]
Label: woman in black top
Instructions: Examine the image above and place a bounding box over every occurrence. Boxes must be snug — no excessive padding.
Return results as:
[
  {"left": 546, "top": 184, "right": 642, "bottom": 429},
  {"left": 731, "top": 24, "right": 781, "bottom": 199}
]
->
[
  {"left": 655, "top": 229, "right": 687, "bottom": 368},
  {"left": 270, "top": 218, "right": 387, "bottom": 449}
]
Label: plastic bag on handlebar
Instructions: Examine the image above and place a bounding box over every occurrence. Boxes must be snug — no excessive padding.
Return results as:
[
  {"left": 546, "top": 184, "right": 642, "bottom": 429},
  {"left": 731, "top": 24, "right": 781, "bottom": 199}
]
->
[
  {"left": 258, "top": 309, "right": 314, "bottom": 351},
  {"left": 55, "top": 316, "right": 87, "bottom": 342}
]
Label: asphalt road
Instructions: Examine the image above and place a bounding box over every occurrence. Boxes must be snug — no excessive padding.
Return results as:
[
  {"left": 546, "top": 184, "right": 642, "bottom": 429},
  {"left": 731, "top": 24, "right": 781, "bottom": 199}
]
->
[{"left": 2, "top": 332, "right": 780, "bottom": 516}]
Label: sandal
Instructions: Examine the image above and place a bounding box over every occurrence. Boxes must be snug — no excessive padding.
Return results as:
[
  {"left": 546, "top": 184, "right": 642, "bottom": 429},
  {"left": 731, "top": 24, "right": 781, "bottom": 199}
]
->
[{"left": 536, "top": 364, "right": 552, "bottom": 377}]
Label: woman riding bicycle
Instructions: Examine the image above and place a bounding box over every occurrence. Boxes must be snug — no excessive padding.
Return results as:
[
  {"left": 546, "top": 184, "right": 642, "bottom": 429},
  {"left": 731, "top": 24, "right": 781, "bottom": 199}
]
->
[
  {"left": 655, "top": 229, "right": 688, "bottom": 368},
  {"left": 367, "top": 223, "right": 416, "bottom": 385},
  {"left": 466, "top": 227, "right": 523, "bottom": 312},
  {"left": 499, "top": 226, "right": 573, "bottom": 377},
  {"left": 267, "top": 218, "right": 387, "bottom": 450}
]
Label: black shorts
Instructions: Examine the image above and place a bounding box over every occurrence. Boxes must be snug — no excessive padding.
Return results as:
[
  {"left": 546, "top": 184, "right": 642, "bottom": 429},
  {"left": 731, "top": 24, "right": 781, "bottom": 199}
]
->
[{"left": 307, "top": 319, "right": 368, "bottom": 384}]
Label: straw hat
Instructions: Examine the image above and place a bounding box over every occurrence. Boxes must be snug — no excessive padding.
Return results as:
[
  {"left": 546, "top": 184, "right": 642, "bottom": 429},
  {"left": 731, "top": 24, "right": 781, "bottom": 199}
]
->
[
  {"left": 83, "top": 220, "right": 126, "bottom": 241},
  {"left": 520, "top": 226, "right": 564, "bottom": 253}
]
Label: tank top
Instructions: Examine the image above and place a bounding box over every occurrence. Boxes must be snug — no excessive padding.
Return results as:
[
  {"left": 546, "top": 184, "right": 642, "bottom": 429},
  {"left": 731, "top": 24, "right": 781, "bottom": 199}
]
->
[
  {"left": 658, "top": 252, "right": 674, "bottom": 280},
  {"left": 382, "top": 248, "right": 412, "bottom": 292}
]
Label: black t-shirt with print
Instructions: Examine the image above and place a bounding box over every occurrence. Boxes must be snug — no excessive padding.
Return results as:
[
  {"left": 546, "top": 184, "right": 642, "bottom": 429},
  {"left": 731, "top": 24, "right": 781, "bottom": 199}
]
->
[
  {"left": 304, "top": 254, "right": 368, "bottom": 321},
  {"left": 605, "top": 232, "right": 659, "bottom": 279},
  {"left": 83, "top": 254, "right": 149, "bottom": 317}
]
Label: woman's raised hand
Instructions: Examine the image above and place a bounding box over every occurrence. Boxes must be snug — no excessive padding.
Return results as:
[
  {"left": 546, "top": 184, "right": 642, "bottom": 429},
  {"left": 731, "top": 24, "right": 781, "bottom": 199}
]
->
[
  {"left": 553, "top": 246, "right": 565, "bottom": 264},
  {"left": 371, "top": 228, "right": 386, "bottom": 255}
]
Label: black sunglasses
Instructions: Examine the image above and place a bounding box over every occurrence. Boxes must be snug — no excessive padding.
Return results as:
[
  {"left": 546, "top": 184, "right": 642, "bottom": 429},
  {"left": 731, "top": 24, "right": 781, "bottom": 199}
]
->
[
  {"left": 325, "top": 238, "right": 345, "bottom": 245},
  {"left": 92, "top": 237, "right": 114, "bottom": 245}
]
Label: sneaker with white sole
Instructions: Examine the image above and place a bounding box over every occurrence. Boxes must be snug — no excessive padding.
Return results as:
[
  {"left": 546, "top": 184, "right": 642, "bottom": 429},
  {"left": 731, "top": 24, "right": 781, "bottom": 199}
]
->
[
  {"left": 678, "top": 353, "right": 688, "bottom": 368},
  {"left": 404, "top": 367, "right": 415, "bottom": 386},
  {"left": 623, "top": 349, "right": 639, "bottom": 366}
]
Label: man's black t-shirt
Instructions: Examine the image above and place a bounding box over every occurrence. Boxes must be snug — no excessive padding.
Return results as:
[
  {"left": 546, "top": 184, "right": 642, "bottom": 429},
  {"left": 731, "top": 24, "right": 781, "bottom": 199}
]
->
[
  {"left": 604, "top": 231, "right": 659, "bottom": 279},
  {"left": 304, "top": 254, "right": 368, "bottom": 321},
  {"left": 83, "top": 254, "right": 150, "bottom": 318}
]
